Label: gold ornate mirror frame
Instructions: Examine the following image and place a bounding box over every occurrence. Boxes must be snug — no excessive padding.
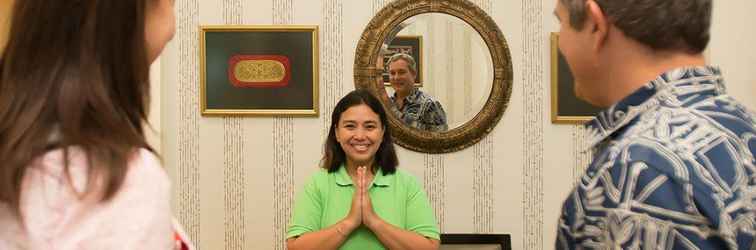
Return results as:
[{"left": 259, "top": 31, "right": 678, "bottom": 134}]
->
[{"left": 354, "top": 0, "right": 513, "bottom": 153}]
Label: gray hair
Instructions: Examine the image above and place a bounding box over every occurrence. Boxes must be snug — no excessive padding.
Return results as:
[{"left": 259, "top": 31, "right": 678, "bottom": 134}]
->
[
  {"left": 386, "top": 53, "right": 417, "bottom": 75},
  {"left": 559, "top": 0, "right": 711, "bottom": 53}
]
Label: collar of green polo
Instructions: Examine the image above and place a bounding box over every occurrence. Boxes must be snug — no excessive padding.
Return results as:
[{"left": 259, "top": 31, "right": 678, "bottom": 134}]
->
[{"left": 335, "top": 164, "right": 390, "bottom": 187}]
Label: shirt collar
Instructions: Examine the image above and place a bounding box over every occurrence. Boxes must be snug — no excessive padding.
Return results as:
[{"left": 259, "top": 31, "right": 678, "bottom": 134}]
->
[
  {"left": 335, "top": 165, "right": 352, "bottom": 186},
  {"left": 391, "top": 87, "right": 420, "bottom": 104},
  {"left": 584, "top": 65, "right": 725, "bottom": 150},
  {"left": 334, "top": 164, "right": 391, "bottom": 187},
  {"left": 372, "top": 168, "right": 390, "bottom": 187}
]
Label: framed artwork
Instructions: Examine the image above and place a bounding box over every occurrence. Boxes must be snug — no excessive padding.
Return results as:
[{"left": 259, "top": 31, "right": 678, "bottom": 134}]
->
[
  {"left": 441, "top": 234, "right": 512, "bottom": 250},
  {"left": 382, "top": 35, "right": 423, "bottom": 86},
  {"left": 200, "top": 25, "right": 319, "bottom": 116},
  {"left": 550, "top": 32, "right": 601, "bottom": 124}
]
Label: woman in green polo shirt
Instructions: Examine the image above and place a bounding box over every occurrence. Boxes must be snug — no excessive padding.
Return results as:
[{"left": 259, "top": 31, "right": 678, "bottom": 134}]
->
[{"left": 286, "top": 90, "right": 440, "bottom": 250}]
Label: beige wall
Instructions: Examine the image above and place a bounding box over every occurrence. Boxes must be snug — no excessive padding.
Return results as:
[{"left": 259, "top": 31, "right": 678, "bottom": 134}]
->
[
  {"left": 709, "top": 0, "right": 756, "bottom": 110},
  {"left": 147, "top": 59, "right": 162, "bottom": 153},
  {"left": 154, "top": 0, "right": 756, "bottom": 249}
]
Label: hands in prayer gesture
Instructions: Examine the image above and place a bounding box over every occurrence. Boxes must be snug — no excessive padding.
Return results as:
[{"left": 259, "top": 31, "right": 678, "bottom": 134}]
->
[{"left": 344, "top": 166, "right": 381, "bottom": 232}]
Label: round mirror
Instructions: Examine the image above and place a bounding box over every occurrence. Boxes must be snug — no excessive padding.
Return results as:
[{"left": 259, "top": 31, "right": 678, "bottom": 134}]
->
[
  {"left": 379, "top": 13, "right": 493, "bottom": 130},
  {"left": 354, "top": 0, "right": 512, "bottom": 153}
]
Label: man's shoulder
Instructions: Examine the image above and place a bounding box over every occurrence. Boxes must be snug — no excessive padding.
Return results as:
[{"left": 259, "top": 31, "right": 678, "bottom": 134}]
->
[
  {"left": 603, "top": 100, "right": 755, "bottom": 181},
  {"left": 625, "top": 95, "right": 755, "bottom": 139},
  {"left": 412, "top": 89, "right": 438, "bottom": 103},
  {"left": 689, "top": 95, "right": 756, "bottom": 131}
]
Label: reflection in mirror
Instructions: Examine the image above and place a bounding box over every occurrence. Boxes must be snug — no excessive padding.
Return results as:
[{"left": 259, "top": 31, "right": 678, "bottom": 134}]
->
[
  {"left": 378, "top": 13, "right": 493, "bottom": 131},
  {"left": 385, "top": 52, "right": 449, "bottom": 132},
  {"left": 355, "top": 0, "right": 512, "bottom": 153}
]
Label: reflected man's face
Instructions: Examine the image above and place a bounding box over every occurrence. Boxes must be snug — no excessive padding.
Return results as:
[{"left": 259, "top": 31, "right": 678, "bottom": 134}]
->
[{"left": 388, "top": 59, "right": 416, "bottom": 95}]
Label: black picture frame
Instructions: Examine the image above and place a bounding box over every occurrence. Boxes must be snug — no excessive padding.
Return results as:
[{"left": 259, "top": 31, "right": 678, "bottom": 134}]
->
[
  {"left": 200, "top": 25, "right": 319, "bottom": 116},
  {"left": 440, "top": 234, "right": 511, "bottom": 250}
]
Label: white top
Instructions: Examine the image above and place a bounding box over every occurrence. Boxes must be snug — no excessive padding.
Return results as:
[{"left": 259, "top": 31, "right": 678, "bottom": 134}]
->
[{"left": 0, "top": 147, "right": 175, "bottom": 250}]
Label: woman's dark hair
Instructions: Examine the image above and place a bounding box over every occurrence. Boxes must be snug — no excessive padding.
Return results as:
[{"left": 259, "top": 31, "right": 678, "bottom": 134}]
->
[
  {"left": 322, "top": 89, "right": 398, "bottom": 175},
  {"left": 0, "top": 0, "right": 153, "bottom": 213}
]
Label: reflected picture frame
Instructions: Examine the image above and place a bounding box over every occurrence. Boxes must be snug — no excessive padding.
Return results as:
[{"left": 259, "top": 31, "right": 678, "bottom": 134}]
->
[
  {"left": 382, "top": 35, "right": 423, "bottom": 87},
  {"left": 550, "top": 32, "right": 601, "bottom": 124},
  {"left": 200, "top": 25, "right": 319, "bottom": 116}
]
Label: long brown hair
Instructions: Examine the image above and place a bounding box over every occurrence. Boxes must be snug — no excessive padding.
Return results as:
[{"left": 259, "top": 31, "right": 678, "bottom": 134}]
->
[{"left": 0, "top": 0, "right": 153, "bottom": 212}]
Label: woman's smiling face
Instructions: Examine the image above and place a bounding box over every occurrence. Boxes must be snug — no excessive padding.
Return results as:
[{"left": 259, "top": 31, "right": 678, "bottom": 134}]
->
[{"left": 335, "top": 104, "right": 385, "bottom": 167}]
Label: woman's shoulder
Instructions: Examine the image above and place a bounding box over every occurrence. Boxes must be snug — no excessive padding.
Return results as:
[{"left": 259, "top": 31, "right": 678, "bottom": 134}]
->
[
  {"left": 128, "top": 148, "right": 169, "bottom": 186},
  {"left": 384, "top": 168, "right": 422, "bottom": 187},
  {"left": 296, "top": 168, "right": 337, "bottom": 196},
  {"left": 7, "top": 147, "right": 173, "bottom": 249},
  {"left": 28, "top": 147, "right": 168, "bottom": 194},
  {"left": 305, "top": 168, "right": 334, "bottom": 184},
  {"left": 389, "top": 168, "right": 416, "bottom": 178},
  {"left": 302, "top": 167, "right": 326, "bottom": 178}
]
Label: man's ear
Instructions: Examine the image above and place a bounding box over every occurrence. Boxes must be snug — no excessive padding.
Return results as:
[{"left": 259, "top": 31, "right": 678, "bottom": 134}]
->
[{"left": 585, "top": 0, "right": 609, "bottom": 53}]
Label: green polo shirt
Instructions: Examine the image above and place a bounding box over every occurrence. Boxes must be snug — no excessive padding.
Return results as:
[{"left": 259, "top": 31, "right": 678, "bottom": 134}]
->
[{"left": 287, "top": 165, "right": 440, "bottom": 250}]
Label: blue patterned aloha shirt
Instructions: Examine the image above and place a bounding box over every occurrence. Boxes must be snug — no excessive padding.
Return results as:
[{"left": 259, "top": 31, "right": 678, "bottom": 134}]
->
[
  {"left": 557, "top": 66, "right": 756, "bottom": 250},
  {"left": 390, "top": 88, "right": 448, "bottom": 132}
]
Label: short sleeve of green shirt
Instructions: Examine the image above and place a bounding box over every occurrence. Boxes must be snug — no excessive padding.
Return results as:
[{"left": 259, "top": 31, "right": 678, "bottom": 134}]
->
[
  {"left": 286, "top": 166, "right": 440, "bottom": 249},
  {"left": 287, "top": 170, "right": 326, "bottom": 238},
  {"left": 397, "top": 170, "right": 440, "bottom": 239}
]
